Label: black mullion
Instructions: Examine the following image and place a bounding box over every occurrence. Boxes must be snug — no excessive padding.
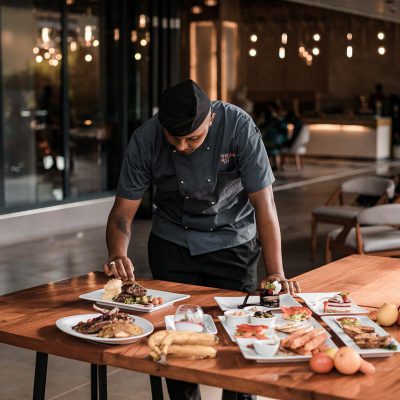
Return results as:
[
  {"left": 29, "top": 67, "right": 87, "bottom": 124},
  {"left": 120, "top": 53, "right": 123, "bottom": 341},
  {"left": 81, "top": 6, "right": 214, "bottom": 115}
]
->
[
  {"left": 61, "top": 0, "right": 70, "bottom": 198},
  {"left": 120, "top": 0, "right": 128, "bottom": 152},
  {"left": 0, "top": 5, "right": 5, "bottom": 208}
]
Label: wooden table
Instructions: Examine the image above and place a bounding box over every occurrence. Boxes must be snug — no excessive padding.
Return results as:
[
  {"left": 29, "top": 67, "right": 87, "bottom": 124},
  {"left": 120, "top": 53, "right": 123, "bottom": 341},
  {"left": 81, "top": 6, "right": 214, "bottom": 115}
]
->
[{"left": 1, "top": 255, "right": 400, "bottom": 400}]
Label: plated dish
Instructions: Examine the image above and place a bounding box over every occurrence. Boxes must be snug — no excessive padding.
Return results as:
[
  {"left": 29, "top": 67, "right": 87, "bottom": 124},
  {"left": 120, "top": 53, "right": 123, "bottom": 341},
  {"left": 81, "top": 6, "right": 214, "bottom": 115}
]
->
[
  {"left": 296, "top": 292, "right": 369, "bottom": 315},
  {"left": 218, "top": 312, "right": 329, "bottom": 344},
  {"left": 80, "top": 280, "right": 190, "bottom": 313},
  {"left": 56, "top": 306, "right": 154, "bottom": 345},
  {"left": 322, "top": 315, "right": 400, "bottom": 358},
  {"left": 214, "top": 293, "right": 301, "bottom": 312}
]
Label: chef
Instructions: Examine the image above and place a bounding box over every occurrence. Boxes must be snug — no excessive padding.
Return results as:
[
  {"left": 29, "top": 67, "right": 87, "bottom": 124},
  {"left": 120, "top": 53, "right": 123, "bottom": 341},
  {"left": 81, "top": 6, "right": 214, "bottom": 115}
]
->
[{"left": 104, "top": 79, "right": 300, "bottom": 400}]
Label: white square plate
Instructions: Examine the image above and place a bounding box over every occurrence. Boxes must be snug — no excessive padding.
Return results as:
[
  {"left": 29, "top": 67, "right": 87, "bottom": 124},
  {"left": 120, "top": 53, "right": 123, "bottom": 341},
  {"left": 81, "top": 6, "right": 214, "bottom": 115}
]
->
[
  {"left": 165, "top": 314, "right": 218, "bottom": 334},
  {"left": 236, "top": 336, "right": 338, "bottom": 363},
  {"left": 214, "top": 293, "right": 301, "bottom": 312},
  {"left": 296, "top": 293, "right": 369, "bottom": 316},
  {"left": 218, "top": 314, "right": 330, "bottom": 343},
  {"left": 322, "top": 315, "right": 400, "bottom": 358},
  {"left": 80, "top": 288, "right": 190, "bottom": 313}
]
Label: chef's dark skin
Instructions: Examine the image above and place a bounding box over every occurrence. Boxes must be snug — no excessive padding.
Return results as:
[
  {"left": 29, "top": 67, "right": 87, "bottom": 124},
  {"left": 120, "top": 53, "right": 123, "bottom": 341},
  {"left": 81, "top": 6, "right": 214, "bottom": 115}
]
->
[{"left": 104, "top": 110, "right": 300, "bottom": 294}]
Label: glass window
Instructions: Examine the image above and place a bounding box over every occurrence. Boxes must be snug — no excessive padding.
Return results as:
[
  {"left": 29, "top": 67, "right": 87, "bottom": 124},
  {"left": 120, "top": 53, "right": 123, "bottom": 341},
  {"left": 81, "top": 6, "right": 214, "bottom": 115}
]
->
[{"left": 1, "top": 1, "right": 63, "bottom": 207}]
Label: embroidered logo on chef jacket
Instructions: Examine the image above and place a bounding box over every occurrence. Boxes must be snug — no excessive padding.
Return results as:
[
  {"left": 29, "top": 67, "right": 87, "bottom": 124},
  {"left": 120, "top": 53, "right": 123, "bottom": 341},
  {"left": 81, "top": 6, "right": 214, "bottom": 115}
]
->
[{"left": 220, "top": 152, "right": 236, "bottom": 165}]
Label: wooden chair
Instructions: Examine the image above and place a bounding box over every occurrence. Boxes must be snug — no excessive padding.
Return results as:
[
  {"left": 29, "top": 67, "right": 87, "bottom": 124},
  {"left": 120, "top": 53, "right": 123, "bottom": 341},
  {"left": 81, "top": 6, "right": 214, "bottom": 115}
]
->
[
  {"left": 311, "top": 176, "right": 395, "bottom": 261},
  {"left": 325, "top": 204, "right": 400, "bottom": 263}
]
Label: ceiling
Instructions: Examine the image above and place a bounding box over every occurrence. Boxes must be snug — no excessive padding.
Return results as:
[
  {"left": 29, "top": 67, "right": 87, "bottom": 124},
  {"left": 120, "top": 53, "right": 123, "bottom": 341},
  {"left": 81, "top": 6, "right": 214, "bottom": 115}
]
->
[{"left": 284, "top": 0, "right": 400, "bottom": 23}]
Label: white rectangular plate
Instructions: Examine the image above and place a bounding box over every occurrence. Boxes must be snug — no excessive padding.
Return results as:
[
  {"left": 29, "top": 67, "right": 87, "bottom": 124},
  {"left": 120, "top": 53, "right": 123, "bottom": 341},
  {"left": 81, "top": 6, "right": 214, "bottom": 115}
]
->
[
  {"left": 165, "top": 314, "right": 218, "bottom": 334},
  {"left": 218, "top": 314, "right": 330, "bottom": 343},
  {"left": 214, "top": 293, "right": 301, "bottom": 311},
  {"left": 296, "top": 292, "right": 369, "bottom": 316},
  {"left": 236, "top": 336, "right": 338, "bottom": 363},
  {"left": 322, "top": 315, "right": 400, "bottom": 358},
  {"left": 80, "top": 288, "right": 190, "bottom": 313}
]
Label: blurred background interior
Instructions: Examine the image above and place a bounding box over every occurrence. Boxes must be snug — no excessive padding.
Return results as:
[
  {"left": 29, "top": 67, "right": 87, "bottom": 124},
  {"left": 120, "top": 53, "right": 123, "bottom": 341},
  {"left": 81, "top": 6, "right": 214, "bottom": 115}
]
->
[{"left": 1, "top": 1, "right": 400, "bottom": 398}]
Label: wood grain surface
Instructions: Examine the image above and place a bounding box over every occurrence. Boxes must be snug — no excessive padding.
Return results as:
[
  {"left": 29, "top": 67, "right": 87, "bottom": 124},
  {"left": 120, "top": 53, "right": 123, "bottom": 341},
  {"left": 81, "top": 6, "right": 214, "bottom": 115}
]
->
[{"left": 0, "top": 255, "right": 399, "bottom": 399}]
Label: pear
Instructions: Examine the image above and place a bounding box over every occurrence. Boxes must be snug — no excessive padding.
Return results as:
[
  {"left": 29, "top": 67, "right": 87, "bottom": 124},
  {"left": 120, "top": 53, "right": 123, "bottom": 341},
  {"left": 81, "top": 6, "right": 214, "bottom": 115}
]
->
[{"left": 376, "top": 303, "right": 398, "bottom": 327}]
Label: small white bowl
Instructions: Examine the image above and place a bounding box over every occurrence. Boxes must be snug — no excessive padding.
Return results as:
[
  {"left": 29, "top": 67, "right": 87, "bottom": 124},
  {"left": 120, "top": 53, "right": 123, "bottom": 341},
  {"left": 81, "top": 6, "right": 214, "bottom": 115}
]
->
[
  {"left": 243, "top": 306, "right": 273, "bottom": 314},
  {"left": 253, "top": 338, "right": 280, "bottom": 357},
  {"left": 250, "top": 314, "right": 277, "bottom": 328},
  {"left": 224, "top": 309, "right": 250, "bottom": 327}
]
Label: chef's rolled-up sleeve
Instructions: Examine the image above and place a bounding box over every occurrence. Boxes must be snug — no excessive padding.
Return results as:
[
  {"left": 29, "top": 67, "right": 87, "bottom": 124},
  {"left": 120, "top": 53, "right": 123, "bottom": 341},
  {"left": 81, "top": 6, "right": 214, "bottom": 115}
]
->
[
  {"left": 116, "top": 133, "right": 152, "bottom": 200},
  {"left": 236, "top": 120, "right": 275, "bottom": 193}
]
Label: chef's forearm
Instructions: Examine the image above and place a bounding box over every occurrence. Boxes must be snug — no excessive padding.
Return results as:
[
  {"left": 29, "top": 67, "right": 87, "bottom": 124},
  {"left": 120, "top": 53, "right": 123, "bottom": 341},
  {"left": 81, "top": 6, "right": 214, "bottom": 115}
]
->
[
  {"left": 256, "top": 207, "right": 285, "bottom": 277},
  {"left": 249, "top": 187, "right": 285, "bottom": 277},
  {"left": 106, "top": 211, "right": 131, "bottom": 260},
  {"left": 105, "top": 197, "right": 141, "bottom": 261}
]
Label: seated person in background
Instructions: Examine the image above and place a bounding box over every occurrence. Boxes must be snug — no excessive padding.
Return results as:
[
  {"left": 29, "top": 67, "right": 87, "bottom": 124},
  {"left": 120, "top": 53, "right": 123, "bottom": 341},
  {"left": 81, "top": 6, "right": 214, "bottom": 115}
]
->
[
  {"left": 282, "top": 110, "right": 304, "bottom": 149},
  {"left": 260, "top": 103, "right": 288, "bottom": 151}
]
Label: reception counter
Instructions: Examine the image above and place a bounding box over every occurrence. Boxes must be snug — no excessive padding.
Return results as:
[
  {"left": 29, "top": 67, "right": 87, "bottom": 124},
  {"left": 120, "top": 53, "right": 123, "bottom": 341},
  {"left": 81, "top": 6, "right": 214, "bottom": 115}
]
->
[{"left": 304, "top": 117, "right": 392, "bottom": 159}]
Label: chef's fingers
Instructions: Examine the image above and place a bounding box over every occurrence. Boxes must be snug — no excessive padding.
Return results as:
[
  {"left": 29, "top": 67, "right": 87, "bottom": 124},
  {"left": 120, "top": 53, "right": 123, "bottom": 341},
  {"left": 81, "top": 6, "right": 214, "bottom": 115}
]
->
[
  {"left": 123, "top": 258, "right": 135, "bottom": 281},
  {"left": 280, "top": 279, "right": 290, "bottom": 294},
  {"left": 116, "top": 258, "right": 128, "bottom": 280},
  {"left": 109, "top": 261, "right": 120, "bottom": 278},
  {"left": 288, "top": 280, "right": 297, "bottom": 295},
  {"left": 293, "top": 280, "right": 301, "bottom": 293},
  {"left": 103, "top": 263, "right": 113, "bottom": 276},
  {"left": 259, "top": 279, "right": 267, "bottom": 289}
]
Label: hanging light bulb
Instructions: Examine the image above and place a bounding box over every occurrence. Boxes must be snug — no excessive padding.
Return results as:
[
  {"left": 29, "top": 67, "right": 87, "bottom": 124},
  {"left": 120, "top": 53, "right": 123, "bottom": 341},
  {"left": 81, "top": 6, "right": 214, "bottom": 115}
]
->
[
  {"left": 84, "top": 25, "right": 92, "bottom": 45},
  {"left": 140, "top": 39, "right": 147, "bottom": 46},
  {"left": 70, "top": 41, "right": 77, "bottom": 52},
  {"left": 114, "top": 28, "right": 120, "bottom": 41},
  {"left": 42, "top": 27, "right": 50, "bottom": 45},
  {"left": 93, "top": 39, "right": 99, "bottom": 47},
  {"left": 299, "top": 46, "right": 305, "bottom": 54},
  {"left": 36, "top": 55, "right": 43, "bottom": 63},
  {"left": 139, "top": 14, "right": 147, "bottom": 28},
  {"left": 281, "top": 33, "right": 288, "bottom": 44},
  {"left": 85, "top": 54, "right": 92, "bottom": 62},
  {"left": 377, "top": 32, "right": 385, "bottom": 40},
  {"left": 378, "top": 46, "right": 386, "bottom": 55},
  {"left": 313, "top": 33, "right": 321, "bottom": 42},
  {"left": 346, "top": 45, "right": 353, "bottom": 58},
  {"left": 134, "top": 52, "right": 142, "bottom": 60},
  {"left": 33, "top": 47, "right": 40, "bottom": 54},
  {"left": 347, "top": 33, "right": 353, "bottom": 41},
  {"left": 250, "top": 34, "right": 258, "bottom": 42},
  {"left": 249, "top": 48, "right": 257, "bottom": 57},
  {"left": 312, "top": 47, "right": 320, "bottom": 56},
  {"left": 279, "top": 47, "right": 285, "bottom": 59},
  {"left": 131, "top": 30, "right": 138, "bottom": 43}
]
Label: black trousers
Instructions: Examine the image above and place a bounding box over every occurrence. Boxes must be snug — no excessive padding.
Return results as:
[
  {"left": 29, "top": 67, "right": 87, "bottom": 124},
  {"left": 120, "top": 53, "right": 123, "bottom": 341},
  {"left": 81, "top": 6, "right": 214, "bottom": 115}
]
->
[{"left": 148, "top": 233, "right": 261, "bottom": 400}]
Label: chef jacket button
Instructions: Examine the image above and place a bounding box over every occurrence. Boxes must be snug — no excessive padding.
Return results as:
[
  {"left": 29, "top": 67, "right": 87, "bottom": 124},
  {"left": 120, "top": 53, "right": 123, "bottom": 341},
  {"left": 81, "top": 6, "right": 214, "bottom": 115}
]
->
[
  {"left": 206, "top": 146, "right": 210, "bottom": 151},
  {"left": 185, "top": 196, "right": 189, "bottom": 200},
  {"left": 172, "top": 149, "right": 176, "bottom": 153},
  {"left": 207, "top": 178, "right": 211, "bottom": 183},
  {"left": 184, "top": 226, "right": 189, "bottom": 230},
  {"left": 180, "top": 180, "right": 184, "bottom": 184},
  {"left": 211, "top": 201, "right": 215, "bottom": 205},
  {"left": 209, "top": 228, "right": 213, "bottom": 231}
]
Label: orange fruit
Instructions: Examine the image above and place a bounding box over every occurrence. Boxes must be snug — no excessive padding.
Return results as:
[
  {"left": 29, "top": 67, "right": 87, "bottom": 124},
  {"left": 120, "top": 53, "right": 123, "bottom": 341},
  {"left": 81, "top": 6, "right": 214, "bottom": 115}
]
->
[
  {"left": 334, "top": 347, "right": 361, "bottom": 375},
  {"left": 310, "top": 353, "right": 334, "bottom": 374}
]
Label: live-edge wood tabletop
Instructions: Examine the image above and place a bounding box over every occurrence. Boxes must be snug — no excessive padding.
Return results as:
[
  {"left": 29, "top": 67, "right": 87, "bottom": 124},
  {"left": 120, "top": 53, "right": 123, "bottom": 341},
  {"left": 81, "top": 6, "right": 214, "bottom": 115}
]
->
[{"left": 0, "top": 255, "right": 399, "bottom": 400}]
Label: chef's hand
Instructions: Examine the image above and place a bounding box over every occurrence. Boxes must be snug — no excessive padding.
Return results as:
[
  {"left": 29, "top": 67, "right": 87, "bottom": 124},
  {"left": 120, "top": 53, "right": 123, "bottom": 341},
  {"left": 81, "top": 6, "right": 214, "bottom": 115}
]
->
[
  {"left": 260, "top": 273, "right": 301, "bottom": 295},
  {"left": 103, "top": 256, "right": 135, "bottom": 281}
]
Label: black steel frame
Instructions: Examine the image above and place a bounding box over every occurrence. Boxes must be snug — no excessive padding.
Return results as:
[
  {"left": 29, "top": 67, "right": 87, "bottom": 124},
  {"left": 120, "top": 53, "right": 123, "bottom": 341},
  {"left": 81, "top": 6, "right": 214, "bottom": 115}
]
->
[{"left": 0, "top": 6, "right": 4, "bottom": 208}]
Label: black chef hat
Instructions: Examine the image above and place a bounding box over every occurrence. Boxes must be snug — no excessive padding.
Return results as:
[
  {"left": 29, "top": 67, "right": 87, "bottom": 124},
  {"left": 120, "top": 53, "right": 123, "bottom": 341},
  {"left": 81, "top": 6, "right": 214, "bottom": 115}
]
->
[{"left": 158, "top": 79, "right": 211, "bottom": 136}]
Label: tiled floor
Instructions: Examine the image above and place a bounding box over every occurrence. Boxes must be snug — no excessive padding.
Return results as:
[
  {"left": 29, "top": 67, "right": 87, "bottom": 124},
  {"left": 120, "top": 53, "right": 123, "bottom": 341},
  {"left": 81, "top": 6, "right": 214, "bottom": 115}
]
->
[{"left": 1, "top": 158, "right": 400, "bottom": 399}]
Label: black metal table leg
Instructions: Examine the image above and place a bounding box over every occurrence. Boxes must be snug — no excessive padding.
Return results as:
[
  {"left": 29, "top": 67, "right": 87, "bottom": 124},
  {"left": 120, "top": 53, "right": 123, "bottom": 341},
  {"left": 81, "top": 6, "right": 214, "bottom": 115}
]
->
[
  {"left": 91, "top": 364, "right": 98, "bottom": 400},
  {"left": 150, "top": 375, "right": 164, "bottom": 400},
  {"left": 33, "top": 352, "right": 48, "bottom": 400},
  {"left": 98, "top": 365, "right": 107, "bottom": 400}
]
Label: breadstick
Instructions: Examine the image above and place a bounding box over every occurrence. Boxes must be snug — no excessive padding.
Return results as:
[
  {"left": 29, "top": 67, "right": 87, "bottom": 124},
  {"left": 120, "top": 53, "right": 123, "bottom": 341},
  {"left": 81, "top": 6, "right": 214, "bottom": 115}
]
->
[
  {"left": 148, "top": 330, "right": 169, "bottom": 355},
  {"left": 162, "top": 345, "right": 217, "bottom": 359}
]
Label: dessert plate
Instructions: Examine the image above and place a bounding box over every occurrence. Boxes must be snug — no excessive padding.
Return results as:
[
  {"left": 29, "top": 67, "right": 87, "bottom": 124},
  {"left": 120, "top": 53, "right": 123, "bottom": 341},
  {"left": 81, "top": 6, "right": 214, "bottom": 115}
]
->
[
  {"left": 296, "top": 293, "right": 369, "bottom": 316},
  {"left": 214, "top": 293, "right": 301, "bottom": 312}
]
